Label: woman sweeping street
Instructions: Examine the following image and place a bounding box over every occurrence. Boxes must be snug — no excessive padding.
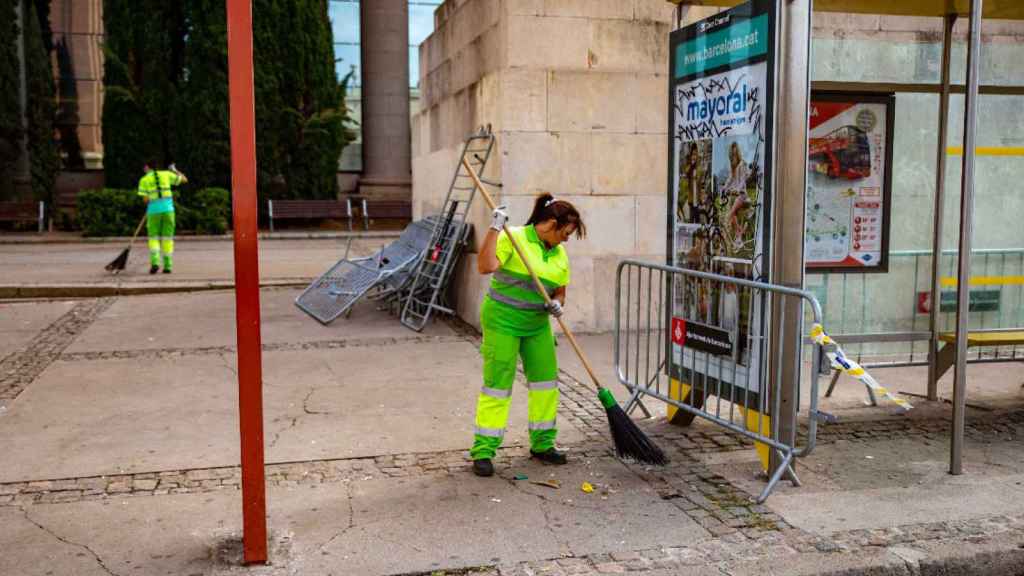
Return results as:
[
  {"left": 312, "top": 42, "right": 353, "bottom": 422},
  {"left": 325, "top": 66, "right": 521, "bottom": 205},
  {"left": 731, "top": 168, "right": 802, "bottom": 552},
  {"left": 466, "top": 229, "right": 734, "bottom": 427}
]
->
[{"left": 469, "top": 193, "right": 587, "bottom": 477}]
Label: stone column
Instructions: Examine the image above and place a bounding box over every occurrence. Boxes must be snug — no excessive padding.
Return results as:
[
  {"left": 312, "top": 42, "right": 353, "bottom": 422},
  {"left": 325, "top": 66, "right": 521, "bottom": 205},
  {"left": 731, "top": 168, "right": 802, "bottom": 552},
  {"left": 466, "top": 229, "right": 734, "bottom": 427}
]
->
[{"left": 358, "top": 0, "right": 411, "bottom": 200}]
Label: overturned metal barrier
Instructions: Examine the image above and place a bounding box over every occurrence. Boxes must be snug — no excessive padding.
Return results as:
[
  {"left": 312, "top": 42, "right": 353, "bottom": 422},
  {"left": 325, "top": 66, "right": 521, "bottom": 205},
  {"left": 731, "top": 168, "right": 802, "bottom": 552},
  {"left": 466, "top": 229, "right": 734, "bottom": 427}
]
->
[
  {"left": 294, "top": 219, "right": 437, "bottom": 324},
  {"left": 614, "top": 259, "right": 830, "bottom": 503}
]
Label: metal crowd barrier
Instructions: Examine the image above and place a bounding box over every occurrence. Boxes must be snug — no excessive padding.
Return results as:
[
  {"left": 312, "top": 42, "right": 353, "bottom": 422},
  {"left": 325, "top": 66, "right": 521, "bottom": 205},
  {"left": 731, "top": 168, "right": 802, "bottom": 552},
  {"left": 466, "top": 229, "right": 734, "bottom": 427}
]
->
[{"left": 614, "top": 259, "right": 828, "bottom": 503}]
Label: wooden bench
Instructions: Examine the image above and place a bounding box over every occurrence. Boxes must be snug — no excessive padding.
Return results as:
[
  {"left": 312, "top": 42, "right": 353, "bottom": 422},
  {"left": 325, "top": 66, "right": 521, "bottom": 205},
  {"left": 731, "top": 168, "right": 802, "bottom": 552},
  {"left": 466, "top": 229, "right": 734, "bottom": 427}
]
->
[
  {"left": 358, "top": 199, "right": 412, "bottom": 230},
  {"left": 934, "top": 330, "right": 1024, "bottom": 380},
  {"left": 267, "top": 199, "right": 354, "bottom": 231},
  {"left": 0, "top": 201, "right": 45, "bottom": 232}
]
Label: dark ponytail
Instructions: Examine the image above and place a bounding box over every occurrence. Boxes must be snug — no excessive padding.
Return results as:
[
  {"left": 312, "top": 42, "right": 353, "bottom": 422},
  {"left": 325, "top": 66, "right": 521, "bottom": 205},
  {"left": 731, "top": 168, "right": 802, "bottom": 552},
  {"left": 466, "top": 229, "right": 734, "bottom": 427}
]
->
[{"left": 525, "top": 193, "right": 587, "bottom": 239}]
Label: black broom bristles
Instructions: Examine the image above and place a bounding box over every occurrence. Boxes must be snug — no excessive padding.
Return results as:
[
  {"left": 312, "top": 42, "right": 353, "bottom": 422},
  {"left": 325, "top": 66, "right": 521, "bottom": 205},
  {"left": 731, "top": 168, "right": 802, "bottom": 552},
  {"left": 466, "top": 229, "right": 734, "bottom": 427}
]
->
[
  {"left": 598, "top": 388, "right": 668, "bottom": 466},
  {"left": 105, "top": 247, "right": 130, "bottom": 273}
]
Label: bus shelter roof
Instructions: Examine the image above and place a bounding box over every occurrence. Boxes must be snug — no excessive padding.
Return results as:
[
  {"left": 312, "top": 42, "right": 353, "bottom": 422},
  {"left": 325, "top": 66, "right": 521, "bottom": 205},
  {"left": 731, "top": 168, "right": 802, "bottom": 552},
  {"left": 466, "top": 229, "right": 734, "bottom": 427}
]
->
[{"left": 668, "top": 0, "right": 1024, "bottom": 20}]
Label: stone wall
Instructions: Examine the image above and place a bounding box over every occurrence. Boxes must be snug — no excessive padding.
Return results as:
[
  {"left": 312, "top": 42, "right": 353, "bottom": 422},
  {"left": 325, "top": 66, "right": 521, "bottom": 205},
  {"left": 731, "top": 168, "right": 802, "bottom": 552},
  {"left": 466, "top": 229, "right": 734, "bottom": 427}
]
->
[
  {"left": 412, "top": 1, "right": 1024, "bottom": 336},
  {"left": 414, "top": 0, "right": 677, "bottom": 333}
]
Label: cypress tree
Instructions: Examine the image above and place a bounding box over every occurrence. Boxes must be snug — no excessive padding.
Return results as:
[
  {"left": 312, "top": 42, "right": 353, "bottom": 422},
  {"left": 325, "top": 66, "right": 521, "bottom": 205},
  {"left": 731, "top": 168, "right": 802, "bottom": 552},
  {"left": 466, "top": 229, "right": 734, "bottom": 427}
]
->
[
  {"left": 55, "top": 37, "right": 84, "bottom": 169},
  {"left": 0, "top": 0, "right": 59, "bottom": 203},
  {"left": 252, "top": 0, "right": 287, "bottom": 197},
  {"left": 274, "top": 0, "right": 357, "bottom": 199},
  {"left": 108, "top": 0, "right": 356, "bottom": 199},
  {"left": 172, "top": 0, "right": 231, "bottom": 190},
  {"left": 101, "top": 0, "right": 185, "bottom": 188},
  {"left": 22, "top": 0, "right": 58, "bottom": 205},
  {"left": 0, "top": 0, "right": 22, "bottom": 197}
]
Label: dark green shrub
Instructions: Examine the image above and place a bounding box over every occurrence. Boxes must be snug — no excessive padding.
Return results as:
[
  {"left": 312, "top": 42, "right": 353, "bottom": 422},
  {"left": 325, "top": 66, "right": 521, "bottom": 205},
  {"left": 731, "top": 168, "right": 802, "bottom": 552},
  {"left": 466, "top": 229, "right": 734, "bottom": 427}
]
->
[
  {"left": 182, "top": 187, "right": 230, "bottom": 235},
  {"left": 78, "top": 186, "right": 230, "bottom": 236},
  {"left": 77, "top": 188, "right": 145, "bottom": 237}
]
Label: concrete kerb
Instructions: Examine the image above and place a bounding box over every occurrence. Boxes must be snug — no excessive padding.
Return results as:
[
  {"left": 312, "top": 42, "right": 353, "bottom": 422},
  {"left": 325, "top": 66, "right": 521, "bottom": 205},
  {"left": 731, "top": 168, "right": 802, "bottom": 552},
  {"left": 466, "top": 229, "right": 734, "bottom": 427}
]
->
[
  {"left": 0, "top": 279, "right": 310, "bottom": 299},
  {"left": 0, "top": 230, "right": 402, "bottom": 244}
]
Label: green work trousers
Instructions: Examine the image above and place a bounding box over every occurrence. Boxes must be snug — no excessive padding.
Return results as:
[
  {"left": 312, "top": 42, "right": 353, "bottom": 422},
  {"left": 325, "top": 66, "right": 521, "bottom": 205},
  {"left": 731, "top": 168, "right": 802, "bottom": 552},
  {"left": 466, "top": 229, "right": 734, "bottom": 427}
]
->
[
  {"left": 146, "top": 212, "right": 175, "bottom": 270},
  {"left": 470, "top": 324, "right": 560, "bottom": 460}
]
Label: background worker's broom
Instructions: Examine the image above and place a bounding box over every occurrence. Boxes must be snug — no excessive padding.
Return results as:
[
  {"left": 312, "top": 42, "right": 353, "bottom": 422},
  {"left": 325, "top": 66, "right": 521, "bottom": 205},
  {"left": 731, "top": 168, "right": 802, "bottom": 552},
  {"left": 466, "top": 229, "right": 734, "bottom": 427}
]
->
[
  {"left": 462, "top": 158, "right": 668, "bottom": 466},
  {"left": 105, "top": 214, "right": 147, "bottom": 274}
]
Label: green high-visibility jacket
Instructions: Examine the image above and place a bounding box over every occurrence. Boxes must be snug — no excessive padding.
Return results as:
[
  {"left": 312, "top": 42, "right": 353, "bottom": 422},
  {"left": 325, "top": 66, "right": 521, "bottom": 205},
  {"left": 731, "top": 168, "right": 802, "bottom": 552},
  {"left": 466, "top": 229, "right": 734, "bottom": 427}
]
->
[
  {"left": 482, "top": 224, "right": 571, "bottom": 336},
  {"left": 137, "top": 170, "right": 182, "bottom": 215}
]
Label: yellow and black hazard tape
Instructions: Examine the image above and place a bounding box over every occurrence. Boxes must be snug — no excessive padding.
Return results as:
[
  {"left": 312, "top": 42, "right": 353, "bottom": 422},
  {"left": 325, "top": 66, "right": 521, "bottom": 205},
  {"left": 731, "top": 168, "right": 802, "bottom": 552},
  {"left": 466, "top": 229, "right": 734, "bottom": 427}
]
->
[{"left": 809, "top": 323, "right": 913, "bottom": 411}]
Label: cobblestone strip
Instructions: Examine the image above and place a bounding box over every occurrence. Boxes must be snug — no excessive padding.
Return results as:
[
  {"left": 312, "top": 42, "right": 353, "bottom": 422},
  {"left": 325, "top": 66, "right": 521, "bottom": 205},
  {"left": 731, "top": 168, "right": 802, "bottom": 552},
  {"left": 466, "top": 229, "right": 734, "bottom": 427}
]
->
[
  {"left": 0, "top": 440, "right": 767, "bottom": 539},
  {"left": 58, "top": 334, "right": 470, "bottom": 362},
  {"left": 827, "top": 514, "right": 1024, "bottom": 549},
  {"left": 556, "top": 365, "right": 760, "bottom": 454},
  {"left": 629, "top": 409, "right": 1024, "bottom": 459},
  {"left": 489, "top": 512, "right": 1024, "bottom": 576},
  {"left": 445, "top": 317, "right": 816, "bottom": 536},
  {"left": 0, "top": 441, "right": 620, "bottom": 507},
  {"left": 612, "top": 435, "right": 792, "bottom": 540},
  {"left": 812, "top": 410, "right": 1024, "bottom": 446},
  {"left": 0, "top": 297, "right": 115, "bottom": 400}
]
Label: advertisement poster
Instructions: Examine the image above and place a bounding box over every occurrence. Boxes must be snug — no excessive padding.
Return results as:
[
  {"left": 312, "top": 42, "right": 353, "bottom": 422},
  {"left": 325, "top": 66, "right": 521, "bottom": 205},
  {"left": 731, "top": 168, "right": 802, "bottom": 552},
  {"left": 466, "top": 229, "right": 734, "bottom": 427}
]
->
[
  {"left": 805, "top": 92, "right": 894, "bottom": 272},
  {"left": 667, "top": 0, "right": 776, "bottom": 401}
]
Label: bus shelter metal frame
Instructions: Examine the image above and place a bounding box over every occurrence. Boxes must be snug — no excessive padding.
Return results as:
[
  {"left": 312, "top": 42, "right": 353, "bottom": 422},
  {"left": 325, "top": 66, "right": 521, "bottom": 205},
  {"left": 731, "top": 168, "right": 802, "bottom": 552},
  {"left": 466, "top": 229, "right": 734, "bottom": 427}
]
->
[{"left": 671, "top": 0, "right": 1024, "bottom": 476}]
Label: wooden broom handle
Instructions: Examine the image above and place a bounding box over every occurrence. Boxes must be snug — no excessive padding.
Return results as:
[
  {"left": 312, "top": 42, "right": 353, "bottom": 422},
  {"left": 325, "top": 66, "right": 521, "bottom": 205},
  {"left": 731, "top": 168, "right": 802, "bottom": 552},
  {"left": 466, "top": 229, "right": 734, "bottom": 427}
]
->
[
  {"left": 461, "top": 157, "right": 604, "bottom": 392},
  {"left": 130, "top": 214, "right": 147, "bottom": 244}
]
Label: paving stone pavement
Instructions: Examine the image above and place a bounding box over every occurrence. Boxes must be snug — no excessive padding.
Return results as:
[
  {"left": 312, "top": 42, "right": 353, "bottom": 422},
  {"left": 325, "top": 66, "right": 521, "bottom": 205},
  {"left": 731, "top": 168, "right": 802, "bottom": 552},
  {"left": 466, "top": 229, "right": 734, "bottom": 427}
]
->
[
  {"left": 490, "top": 510, "right": 1024, "bottom": 576},
  {"left": 6, "top": 308, "right": 1024, "bottom": 540},
  {"left": 0, "top": 297, "right": 114, "bottom": 400},
  {"left": 4, "top": 300, "right": 1024, "bottom": 575}
]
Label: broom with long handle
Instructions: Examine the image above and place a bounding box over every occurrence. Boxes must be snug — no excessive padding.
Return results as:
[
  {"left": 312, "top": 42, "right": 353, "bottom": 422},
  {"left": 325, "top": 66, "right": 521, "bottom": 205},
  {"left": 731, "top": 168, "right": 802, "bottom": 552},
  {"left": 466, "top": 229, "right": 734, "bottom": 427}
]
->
[
  {"left": 462, "top": 158, "right": 667, "bottom": 465},
  {"left": 105, "top": 214, "right": 147, "bottom": 274}
]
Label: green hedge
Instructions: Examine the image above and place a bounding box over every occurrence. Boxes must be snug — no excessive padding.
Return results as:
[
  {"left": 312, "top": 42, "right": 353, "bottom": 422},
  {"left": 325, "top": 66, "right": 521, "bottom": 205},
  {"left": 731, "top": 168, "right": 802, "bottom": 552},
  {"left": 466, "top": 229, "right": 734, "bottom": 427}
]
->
[
  {"left": 176, "top": 187, "right": 230, "bottom": 235},
  {"left": 77, "top": 189, "right": 145, "bottom": 237},
  {"left": 78, "top": 187, "right": 230, "bottom": 237}
]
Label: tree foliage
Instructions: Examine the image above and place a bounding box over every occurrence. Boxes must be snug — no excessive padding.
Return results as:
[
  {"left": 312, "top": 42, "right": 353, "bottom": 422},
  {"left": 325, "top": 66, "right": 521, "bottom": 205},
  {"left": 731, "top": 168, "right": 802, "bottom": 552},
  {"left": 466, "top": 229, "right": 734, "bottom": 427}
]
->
[
  {"left": 0, "top": 0, "right": 58, "bottom": 203},
  {"left": 101, "top": 0, "right": 185, "bottom": 188},
  {"left": 55, "top": 37, "right": 84, "bottom": 169},
  {"left": 104, "top": 0, "right": 357, "bottom": 200},
  {"left": 23, "top": 0, "right": 58, "bottom": 205},
  {"left": 0, "top": 0, "right": 22, "bottom": 193},
  {"left": 171, "top": 0, "right": 231, "bottom": 191}
]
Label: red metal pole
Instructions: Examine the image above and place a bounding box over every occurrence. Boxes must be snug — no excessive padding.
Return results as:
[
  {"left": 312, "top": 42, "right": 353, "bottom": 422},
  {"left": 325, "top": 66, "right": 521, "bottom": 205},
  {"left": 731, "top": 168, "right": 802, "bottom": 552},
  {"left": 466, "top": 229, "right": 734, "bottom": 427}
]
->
[{"left": 226, "top": 0, "right": 267, "bottom": 564}]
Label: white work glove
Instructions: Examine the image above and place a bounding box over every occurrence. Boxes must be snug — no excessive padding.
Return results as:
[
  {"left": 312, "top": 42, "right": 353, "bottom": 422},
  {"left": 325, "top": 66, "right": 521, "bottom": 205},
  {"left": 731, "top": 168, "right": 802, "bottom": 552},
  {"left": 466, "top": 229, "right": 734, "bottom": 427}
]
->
[
  {"left": 489, "top": 205, "right": 509, "bottom": 231},
  {"left": 546, "top": 299, "right": 564, "bottom": 318}
]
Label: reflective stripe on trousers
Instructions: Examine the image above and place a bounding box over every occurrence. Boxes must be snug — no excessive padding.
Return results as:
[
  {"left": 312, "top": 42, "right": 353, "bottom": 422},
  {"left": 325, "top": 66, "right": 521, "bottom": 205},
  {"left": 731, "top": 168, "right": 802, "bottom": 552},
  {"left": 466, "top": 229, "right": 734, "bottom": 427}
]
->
[
  {"left": 470, "top": 324, "right": 560, "bottom": 459},
  {"left": 147, "top": 213, "right": 175, "bottom": 268}
]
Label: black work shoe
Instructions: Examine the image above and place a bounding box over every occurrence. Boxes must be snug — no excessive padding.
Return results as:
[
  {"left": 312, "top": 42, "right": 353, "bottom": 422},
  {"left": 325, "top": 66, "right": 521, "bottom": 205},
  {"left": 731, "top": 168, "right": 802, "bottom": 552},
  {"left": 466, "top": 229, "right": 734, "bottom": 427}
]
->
[
  {"left": 162, "top": 268, "right": 172, "bottom": 274},
  {"left": 530, "top": 448, "right": 568, "bottom": 465},
  {"left": 472, "top": 459, "right": 494, "bottom": 477},
  {"left": 149, "top": 265, "right": 160, "bottom": 275}
]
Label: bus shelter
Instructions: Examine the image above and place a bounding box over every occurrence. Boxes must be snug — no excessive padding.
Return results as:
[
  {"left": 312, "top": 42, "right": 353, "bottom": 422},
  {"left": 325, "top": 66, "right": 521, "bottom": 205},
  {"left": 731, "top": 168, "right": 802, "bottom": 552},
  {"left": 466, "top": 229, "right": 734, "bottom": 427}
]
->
[{"left": 669, "top": 0, "right": 1024, "bottom": 476}]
